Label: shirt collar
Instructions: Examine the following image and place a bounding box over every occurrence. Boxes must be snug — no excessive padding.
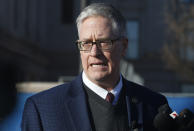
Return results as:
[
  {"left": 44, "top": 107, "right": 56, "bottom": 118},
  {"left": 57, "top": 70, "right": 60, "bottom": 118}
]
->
[{"left": 82, "top": 71, "right": 123, "bottom": 105}]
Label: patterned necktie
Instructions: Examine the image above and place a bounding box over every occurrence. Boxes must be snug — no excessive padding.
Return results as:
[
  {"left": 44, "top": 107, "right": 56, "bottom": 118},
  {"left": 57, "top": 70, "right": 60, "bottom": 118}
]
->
[{"left": 105, "top": 92, "right": 115, "bottom": 103}]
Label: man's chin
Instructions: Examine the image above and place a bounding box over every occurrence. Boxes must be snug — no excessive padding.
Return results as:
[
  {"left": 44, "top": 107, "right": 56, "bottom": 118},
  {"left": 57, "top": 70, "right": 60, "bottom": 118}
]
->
[{"left": 90, "top": 74, "right": 108, "bottom": 82}]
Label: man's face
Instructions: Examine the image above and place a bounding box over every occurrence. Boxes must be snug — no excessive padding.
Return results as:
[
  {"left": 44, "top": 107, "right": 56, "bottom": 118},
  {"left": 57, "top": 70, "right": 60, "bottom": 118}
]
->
[{"left": 79, "top": 16, "right": 128, "bottom": 88}]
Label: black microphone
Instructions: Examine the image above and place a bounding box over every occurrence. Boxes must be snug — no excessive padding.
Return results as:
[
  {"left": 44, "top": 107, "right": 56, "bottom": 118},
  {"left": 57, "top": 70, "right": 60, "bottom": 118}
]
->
[
  {"left": 186, "top": 118, "right": 194, "bottom": 131},
  {"left": 130, "top": 120, "right": 142, "bottom": 131},
  {"left": 153, "top": 104, "right": 177, "bottom": 131},
  {"left": 154, "top": 105, "right": 194, "bottom": 131},
  {"left": 175, "top": 108, "right": 194, "bottom": 131}
]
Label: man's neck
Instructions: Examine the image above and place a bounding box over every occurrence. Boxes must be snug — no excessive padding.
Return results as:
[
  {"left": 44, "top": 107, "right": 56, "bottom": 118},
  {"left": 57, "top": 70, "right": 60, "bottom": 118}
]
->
[
  {"left": 82, "top": 71, "right": 123, "bottom": 105},
  {"left": 84, "top": 73, "right": 120, "bottom": 90}
]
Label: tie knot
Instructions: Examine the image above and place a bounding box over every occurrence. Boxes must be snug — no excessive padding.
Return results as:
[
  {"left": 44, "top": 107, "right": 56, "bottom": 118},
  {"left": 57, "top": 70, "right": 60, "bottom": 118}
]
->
[{"left": 105, "top": 92, "right": 115, "bottom": 103}]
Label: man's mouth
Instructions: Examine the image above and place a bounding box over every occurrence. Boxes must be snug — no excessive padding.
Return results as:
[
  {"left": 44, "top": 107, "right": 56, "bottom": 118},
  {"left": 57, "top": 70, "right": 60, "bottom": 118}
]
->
[{"left": 91, "top": 63, "right": 107, "bottom": 67}]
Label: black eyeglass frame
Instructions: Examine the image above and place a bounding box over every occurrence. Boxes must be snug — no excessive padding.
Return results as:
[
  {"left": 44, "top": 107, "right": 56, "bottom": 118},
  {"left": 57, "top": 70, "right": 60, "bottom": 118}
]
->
[{"left": 75, "top": 38, "right": 121, "bottom": 51}]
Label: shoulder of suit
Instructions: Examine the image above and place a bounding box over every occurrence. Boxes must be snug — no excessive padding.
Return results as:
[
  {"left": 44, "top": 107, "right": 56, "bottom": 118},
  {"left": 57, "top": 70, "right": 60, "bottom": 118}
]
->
[
  {"left": 28, "top": 82, "right": 71, "bottom": 101},
  {"left": 28, "top": 75, "right": 83, "bottom": 102},
  {"left": 123, "top": 78, "right": 167, "bottom": 106}
]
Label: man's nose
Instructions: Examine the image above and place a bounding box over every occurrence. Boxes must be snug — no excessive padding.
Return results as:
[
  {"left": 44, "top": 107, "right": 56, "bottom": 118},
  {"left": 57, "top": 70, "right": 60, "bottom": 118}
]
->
[{"left": 90, "top": 44, "right": 101, "bottom": 56}]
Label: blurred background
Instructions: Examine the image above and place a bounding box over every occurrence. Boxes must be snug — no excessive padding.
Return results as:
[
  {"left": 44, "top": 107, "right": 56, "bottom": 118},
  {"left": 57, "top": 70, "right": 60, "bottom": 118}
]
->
[{"left": 0, "top": 0, "right": 194, "bottom": 130}]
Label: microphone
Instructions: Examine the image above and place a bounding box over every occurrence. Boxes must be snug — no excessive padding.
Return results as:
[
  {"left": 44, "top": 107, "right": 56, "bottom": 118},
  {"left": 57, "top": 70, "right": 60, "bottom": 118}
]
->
[
  {"left": 186, "top": 118, "right": 194, "bottom": 131},
  {"left": 130, "top": 120, "right": 142, "bottom": 131},
  {"left": 175, "top": 108, "right": 194, "bottom": 131},
  {"left": 153, "top": 104, "right": 177, "bottom": 131},
  {"left": 154, "top": 104, "right": 194, "bottom": 131}
]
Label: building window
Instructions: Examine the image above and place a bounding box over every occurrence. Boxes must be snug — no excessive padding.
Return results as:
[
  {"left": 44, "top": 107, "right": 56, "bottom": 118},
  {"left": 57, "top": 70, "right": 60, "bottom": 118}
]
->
[
  {"left": 61, "top": 0, "right": 74, "bottom": 24},
  {"left": 13, "top": 0, "right": 19, "bottom": 30},
  {"left": 181, "top": 84, "right": 194, "bottom": 92},
  {"left": 179, "top": 0, "right": 194, "bottom": 3},
  {"left": 180, "top": 45, "right": 194, "bottom": 61},
  {"left": 179, "top": 28, "right": 194, "bottom": 61},
  {"left": 125, "top": 21, "right": 139, "bottom": 59}
]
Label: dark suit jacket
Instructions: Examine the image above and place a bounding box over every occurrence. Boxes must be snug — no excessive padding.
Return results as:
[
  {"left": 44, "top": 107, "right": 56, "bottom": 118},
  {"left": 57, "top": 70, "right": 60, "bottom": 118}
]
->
[{"left": 21, "top": 74, "right": 168, "bottom": 131}]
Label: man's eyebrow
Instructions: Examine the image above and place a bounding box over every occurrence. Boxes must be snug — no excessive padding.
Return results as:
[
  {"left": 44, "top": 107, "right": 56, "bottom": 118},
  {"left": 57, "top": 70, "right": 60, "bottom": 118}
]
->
[
  {"left": 80, "top": 38, "right": 110, "bottom": 41},
  {"left": 96, "top": 38, "right": 113, "bottom": 41},
  {"left": 96, "top": 38, "right": 109, "bottom": 41},
  {"left": 80, "top": 38, "right": 92, "bottom": 41}
]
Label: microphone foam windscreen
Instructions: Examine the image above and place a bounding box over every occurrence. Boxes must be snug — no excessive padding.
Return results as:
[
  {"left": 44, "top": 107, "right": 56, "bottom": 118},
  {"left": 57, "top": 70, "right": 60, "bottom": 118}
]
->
[
  {"left": 176, "top": 108, "right": 194, "bottom": 131},
  {"left": 153, "top": 104, "right": 176, "bottom": 131}
]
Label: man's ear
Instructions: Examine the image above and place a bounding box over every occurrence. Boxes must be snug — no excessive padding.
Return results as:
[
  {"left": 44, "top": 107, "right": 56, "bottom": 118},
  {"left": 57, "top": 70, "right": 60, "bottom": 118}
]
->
[{"left": 121, "top": 38, "right": 128, "bottom": 56}]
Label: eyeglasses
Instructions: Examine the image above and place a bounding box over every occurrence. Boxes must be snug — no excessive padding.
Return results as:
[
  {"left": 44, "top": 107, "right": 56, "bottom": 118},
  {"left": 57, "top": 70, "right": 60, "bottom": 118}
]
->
[{"left": 76, "top": 38, "right": 121, "bottom": 51}]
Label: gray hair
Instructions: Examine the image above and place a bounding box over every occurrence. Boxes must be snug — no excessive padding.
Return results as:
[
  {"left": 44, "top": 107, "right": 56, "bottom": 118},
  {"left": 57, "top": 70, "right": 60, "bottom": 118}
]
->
[{"left": 76, "top": 3, "right": 126, "bottom": 38}]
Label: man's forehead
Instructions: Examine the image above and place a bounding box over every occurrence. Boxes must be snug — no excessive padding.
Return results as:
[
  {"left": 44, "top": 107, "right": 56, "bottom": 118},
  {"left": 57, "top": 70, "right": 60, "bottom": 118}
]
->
[
  {"left": 78, "top": 16, "right": 115, "bottom": 40},
  {"left": 79, "top": 31, "right": 114, "bottom": 40},
  {"left": 79, "top": 30, "right": 113, "bottom": 40}
]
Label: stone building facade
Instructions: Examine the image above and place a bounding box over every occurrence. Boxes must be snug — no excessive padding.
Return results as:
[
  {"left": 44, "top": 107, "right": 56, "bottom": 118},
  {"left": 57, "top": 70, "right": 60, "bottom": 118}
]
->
[{"left": 1, "top": 0, "right": 193, "bottom": 92}]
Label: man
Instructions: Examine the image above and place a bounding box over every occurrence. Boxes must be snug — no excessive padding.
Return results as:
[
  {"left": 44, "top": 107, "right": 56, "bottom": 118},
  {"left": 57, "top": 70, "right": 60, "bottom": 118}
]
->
[{"left": 22, "top": 3, "right": 168, "bottom": 131}]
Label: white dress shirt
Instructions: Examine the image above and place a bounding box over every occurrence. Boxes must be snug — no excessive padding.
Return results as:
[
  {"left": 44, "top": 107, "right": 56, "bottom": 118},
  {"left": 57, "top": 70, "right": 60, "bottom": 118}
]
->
[{"left": 82, "top": 71, "right": 123, "bottom": 105}]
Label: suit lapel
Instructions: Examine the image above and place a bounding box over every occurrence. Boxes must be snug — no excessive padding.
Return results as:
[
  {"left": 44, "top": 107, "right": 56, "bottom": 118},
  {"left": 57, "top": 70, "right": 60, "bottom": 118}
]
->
[
  {"left": 67, "top": 74, "right": 92, "bottom": 131},
  {"left": 124, "top": 78, "right": 144, "bottom": 130},
  {"left": 67, "top": 95, "right": 92, "bottom": 131}
]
